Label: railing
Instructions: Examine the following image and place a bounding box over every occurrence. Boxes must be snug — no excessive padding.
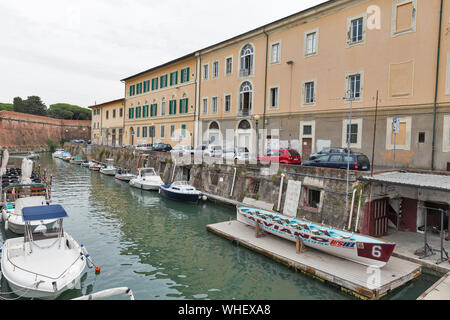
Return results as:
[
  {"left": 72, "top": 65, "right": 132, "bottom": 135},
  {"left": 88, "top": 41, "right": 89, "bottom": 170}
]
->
[
  {"left": 239, "top": 68, "right": 253, "bottom": 77},
  {"left": 238, "top": 109, "right": 252, "bottom": 117}
]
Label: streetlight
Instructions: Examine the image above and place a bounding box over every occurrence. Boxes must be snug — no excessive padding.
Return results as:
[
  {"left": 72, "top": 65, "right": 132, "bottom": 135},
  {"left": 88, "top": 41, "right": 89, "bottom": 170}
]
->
[{"left": 254, "top": 114, "right": 261, "bottom": 161}]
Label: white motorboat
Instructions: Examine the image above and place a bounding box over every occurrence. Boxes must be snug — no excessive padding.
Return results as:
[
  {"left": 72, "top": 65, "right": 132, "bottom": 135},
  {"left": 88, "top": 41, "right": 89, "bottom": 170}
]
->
[
  {"left": 52, "top": 149, "right": 65, "bottom": 159},
  {"left": 1, "top": 149, "right": 9, "bottom": 176},
  {"left": 159, "top": 181, "right": 203, "bottom": 204},
  {"left": 115, "top": 168, "right": 136, "bottom": 182},
  {"left": 70, "top": 155, "right": 83, "bottom": 165},
  {"left": 100, "top": 159, "right": 117, "bottom": 176},
  {"left": 81, "top": 160, "right": 92, "bottom": 168},
  {"left": 1, "top": 204, "right": 87, "bottom": 299},
  {"left": 129, "top": 168, "right": 164, "bottom": 191},
  {"left": 61, "top": 152, "right": 72, "bottom": 161},
  {"left": 89, "top": 162, "right": 103, "bottom": 171},
  {"left": 26, "top": 152, "right": 40, "bottom": 160}
]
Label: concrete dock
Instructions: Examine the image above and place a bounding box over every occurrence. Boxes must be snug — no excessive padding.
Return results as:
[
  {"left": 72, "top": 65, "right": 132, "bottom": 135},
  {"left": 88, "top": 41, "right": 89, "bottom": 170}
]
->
[
  {"left": 207, "top": 220, "right": 422, "bottom": 300},
  {"left": 417, "top": 272, "right": 450, "bottom": 300}
]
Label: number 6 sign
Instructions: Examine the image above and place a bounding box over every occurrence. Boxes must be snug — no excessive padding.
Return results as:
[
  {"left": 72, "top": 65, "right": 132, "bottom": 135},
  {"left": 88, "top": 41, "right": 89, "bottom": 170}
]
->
[{"left": 357, "top": 243, "right": 396, "bottom": 263}]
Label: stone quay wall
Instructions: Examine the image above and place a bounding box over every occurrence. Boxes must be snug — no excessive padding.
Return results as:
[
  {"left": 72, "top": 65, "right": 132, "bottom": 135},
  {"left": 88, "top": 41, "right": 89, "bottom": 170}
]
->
[
  {"left": 0, "top": 111, "right": 91, "bottom": 150},
  {"left": 66, "top": 143, "right": 368, "bottom": 231}
]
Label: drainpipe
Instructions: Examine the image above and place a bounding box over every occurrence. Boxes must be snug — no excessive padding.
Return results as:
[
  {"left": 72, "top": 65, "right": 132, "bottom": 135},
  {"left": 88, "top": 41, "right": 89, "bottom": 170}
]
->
[
  {"left": 431, "top": 0, "right": 444, "bottom": 171},
  {"left": 194, "top": 53, "right": 202, "bottom": 149},
  {"left": 277, "top": 174, "right": 285, "bottom": 212},
  {"left": 262, "top": 29, "right": 269, "bottom": 132}
]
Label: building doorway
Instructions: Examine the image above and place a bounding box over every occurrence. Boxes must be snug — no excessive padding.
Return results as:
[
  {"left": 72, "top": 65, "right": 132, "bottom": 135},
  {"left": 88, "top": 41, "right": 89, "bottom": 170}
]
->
[{"left": 302, "top": 138, "right": 312, "bottom": 160}]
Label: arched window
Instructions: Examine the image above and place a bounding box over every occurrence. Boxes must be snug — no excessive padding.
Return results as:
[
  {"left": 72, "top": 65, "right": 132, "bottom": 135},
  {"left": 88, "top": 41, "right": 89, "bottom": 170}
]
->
[
  {"left": 209, "top": 121, "right": 219, "bottom": 130},
  {"left": 240, "top": 44, "right": 254, "bottom": 77},
  {"left": 238, "top": 120, "right": 251, "bottom": 130},
  {"left": 239, "top": 81, "right": 253, "bottom": 116}
]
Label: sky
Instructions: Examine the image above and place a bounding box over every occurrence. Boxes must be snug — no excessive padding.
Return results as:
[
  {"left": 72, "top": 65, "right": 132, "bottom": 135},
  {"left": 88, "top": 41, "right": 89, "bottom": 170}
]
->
[{"left": 0, "top": 0, "right": 328, "bottom": 109}]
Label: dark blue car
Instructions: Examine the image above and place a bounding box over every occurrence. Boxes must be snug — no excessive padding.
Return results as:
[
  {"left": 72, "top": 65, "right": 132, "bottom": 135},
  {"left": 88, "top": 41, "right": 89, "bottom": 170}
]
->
[{"left": 303, "top": 153, "right": 371, "bottom": 171}]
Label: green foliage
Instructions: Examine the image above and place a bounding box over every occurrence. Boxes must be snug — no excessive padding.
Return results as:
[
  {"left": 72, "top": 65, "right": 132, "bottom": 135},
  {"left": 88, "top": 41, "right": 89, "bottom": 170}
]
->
[
  {"left": 0, "top": 103, "right": 13, "bottom": 111},
  {"left": 47, "top": 103, "right": 91, "bottom": 120},
  {"left": 47, "top": 138, "right": 59, "bottom": 153},
  {"left": 13, "top": 96, "right": 47, "bottom": 116}
]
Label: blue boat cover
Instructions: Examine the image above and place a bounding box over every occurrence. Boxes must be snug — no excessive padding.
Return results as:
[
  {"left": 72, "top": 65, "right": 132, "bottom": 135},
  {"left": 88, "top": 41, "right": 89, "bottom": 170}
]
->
[{"left": 22, "top": 205, "right": 68, "bottom": 221}]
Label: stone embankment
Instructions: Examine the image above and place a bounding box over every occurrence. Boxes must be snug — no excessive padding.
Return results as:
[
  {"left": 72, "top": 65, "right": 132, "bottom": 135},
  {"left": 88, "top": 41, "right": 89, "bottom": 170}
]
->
[{"left": 65, "top": 143, "right": 368, "bottom": 230}]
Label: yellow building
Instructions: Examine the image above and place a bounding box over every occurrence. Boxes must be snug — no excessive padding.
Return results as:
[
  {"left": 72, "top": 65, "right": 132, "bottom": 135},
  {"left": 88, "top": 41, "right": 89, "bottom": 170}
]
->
[
  {"left": 89, "top": 98, "right": 125, "bottom": 146},
  {"left": 121, "top": 54, "right": 198, "bottom": 148}
]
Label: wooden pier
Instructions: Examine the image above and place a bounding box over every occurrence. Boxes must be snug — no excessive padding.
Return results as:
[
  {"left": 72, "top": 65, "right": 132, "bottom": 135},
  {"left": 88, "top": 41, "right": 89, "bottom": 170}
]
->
[
  {"left": 417, "top": 272, "right": 450, "bottom": 300},
  {"left": 207, "top": 220, "right": 422, "bottom": 300}
]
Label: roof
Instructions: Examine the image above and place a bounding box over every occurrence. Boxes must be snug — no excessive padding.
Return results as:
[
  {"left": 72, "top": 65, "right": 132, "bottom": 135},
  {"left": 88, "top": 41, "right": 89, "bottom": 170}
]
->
[
  {"left": 88, "top": 98, "right": 124, "bottom": 109},
  {"left": 120, "top": 0, "right": 339, "bottom": 82},
  {"left": 22, "top": 205, "right": 68, "bottom": 221},
  {"left": 359, "top": 172, "right": 450, "bottom": 193}
]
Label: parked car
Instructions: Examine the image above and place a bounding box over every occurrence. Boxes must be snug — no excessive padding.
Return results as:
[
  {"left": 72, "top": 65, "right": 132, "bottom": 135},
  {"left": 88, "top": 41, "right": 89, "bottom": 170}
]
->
[
  {"left": 223, "top": 147, "right": 250, "bottom": 161},
  {"left": 152, "top": 143, "right": 172, "bottom": 153},
  {"left": 204, "top": 145, "right": 223, "bottom": 158},
  {"left": 171, "top": 145, "right": 192, "bottom": 156},
  {"left": 309, "top": 148, "right": 351, "bottom": 160},
  {"left": 192, "top": 145, "right": 208, "bottom": 157},
  {"left": 136, "top": 143, "right": 155, "bottom": 151},
  {"left": 302, "top": 153, "right": 371, "bottom": 171},
  {"left": 257, "top": 149, "right": 302, "bottom": 165}
]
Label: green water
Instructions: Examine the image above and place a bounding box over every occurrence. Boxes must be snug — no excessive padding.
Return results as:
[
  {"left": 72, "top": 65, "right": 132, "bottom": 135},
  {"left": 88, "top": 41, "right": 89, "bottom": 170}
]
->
[{"left": 0, "top": 154, "right": 439, "bottom": 300}]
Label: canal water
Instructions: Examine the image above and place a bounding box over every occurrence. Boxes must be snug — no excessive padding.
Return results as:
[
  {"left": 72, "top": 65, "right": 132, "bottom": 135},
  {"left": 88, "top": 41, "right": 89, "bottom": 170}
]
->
[{"left": 0, "top": 154, "right": 438, "bottom": 300}]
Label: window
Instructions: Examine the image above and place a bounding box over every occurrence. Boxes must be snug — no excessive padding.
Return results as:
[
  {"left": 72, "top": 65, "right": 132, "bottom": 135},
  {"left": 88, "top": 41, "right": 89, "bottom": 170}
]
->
[
  {"left": 150, "top": 104, "right": 158, "bottom": 117},
  {"left": 203, "top": 64, "right": 209, "bottom": 80},
  {"left": 346, "top": 124, "right": 359, "bottom": 144},
  {"left": 239, "top": 81, "right": 253, "bottom": 116},
  {"left": 269, "top": 87, "right": 279, "bottom": 108},
  {"left": 271, "top": 42, "right": 280, "bottom": 64},
  {"left": 113, "top": 109, "right": 116, "bottom": 118},
  {"left": 305, "top": 30, "right": 318, "bottom": 56},
  {"left": 135, "top": 106, "right": 142, "bottom": 119},
  {"left": 143, "top": 80, "right": 150, "bottom": 93},
  {"left": 202, "top": 98, "right": 208, "bottom": 115},
  {"left": 119, "top": 108, "right": 123, "bottom": 117},
  {"left": 224, "top": 94, "right": 232, "bottom": 113},
  {"left": 392, "top": 0, "right": 417, "bottom": 36},
  {"left": 181, "top": 67, "right": 190, "bottom": 83},
  {"left": 446, "top": 54, "right": 450, "bottom": 95},
  {"left": 212, "top": 61, "right": 219, "bottom": 78},
  {"left": 142, "top": 126, "right": 148, "bottom": 138},
  {"left": 160, "top": 74, "right": 168, "bottom": 88},
  {"left": 169, "top": 100, "right": 177, "bottom": 115},
  {"left": 136, "top": 83, "right": 143, "bottom": 95},
  {"left": 152, "top": 77, "right": 159, "bottom": 91},
  {"left": 418, "top": 132, "right": 425, "bottom": 144},
  {"left": 181, "top": 124, "right": 187, "bottom": 138},
  {"left": 240, "top": 44, "right": 254, "bottom": 77},
  {"left": 160, "top": 125, "right": 165, "bottom": 138},
  {"left": 170, "top": 125, "right": 175, "bottom": 138},
  {"left": 303, "top": 81, "right": 316, "bottom": 105},
  {"left": 137, "top": 127, "right": 140, "bottom": 138},
  {"left": 149, "top": 126, "right": 156, "bottom": 139},
  {"left": 161, "top": 101, "right": 166, "bottom": 116},
  {"left": 129, "top": 107, "right": 134, "bottom": 119},
  {"left": 179, "top": 98, "right": 188, "bottom": 114},
  {"left": 347, "top": 14, "right": 366, "bottom": 46},
  {"left": 129, "top": 85, "right": 135, "bottom": 97},
  {"left": 386, "top": 117, "right": 412, "bottom": 151},
  {"left": 170, "top": 71, "right": 178, "bottom": 86},
  {"left": 304, "top": 188, "right": 322, "bottom": 210},
  {"left": 303, "top": 125, "right": 312, "bottom": 135},
  {"left": 342, "top": 119, "right": 363, "bottom": 149},
  {"left": 226, "top": 57, "right": 233, "bottom": 75},
  {"left": 347, "top": 73, "right": 362, "bottom": 99},
  {"left": 212, "top": 97, "right": 218, "bottom": 114},
  {"left": 444, "top": 116, "right": 450, "bottom": 153},
  {"left": 106, "top": 111, "right": 109, "bottom": 120}
]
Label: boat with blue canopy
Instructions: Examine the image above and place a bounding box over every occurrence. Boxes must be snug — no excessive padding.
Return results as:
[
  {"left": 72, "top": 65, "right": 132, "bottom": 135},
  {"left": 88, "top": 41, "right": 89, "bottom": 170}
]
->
[
  {"left": 159, "top": 181, "right": 203, "bottom": 204},
  {"left": 1, "top": 204, "right": 87, "bottom": 299},
  {"left": 237, "top": 206, "right": 396, "bottom": 268}
]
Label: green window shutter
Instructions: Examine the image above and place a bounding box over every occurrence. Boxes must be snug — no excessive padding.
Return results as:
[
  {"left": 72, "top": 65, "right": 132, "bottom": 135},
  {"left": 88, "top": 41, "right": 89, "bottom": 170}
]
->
[
  {"left": 186, "top": 67, "right": 190, "bottom": 82},
  {"left": 173, "top": 100, "right": 177, "bottom": 115},
  {"left": 129, "top": 108, "right": 132, "bottom": 119},
  {"left": 185, "top": 98, "right": 189, "bottom": 113},
  {"left": 179, "top": 100, "right": 183, "bottom": 114},
  {"left": 137, "top": 127, "right": 140, "bottom": 138}
]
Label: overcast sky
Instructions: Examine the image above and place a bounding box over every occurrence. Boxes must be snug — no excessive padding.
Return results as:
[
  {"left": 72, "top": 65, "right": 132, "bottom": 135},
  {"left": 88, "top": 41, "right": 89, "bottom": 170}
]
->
[{"left": 0, "top": 0, "right": 327, "bottom": 109}]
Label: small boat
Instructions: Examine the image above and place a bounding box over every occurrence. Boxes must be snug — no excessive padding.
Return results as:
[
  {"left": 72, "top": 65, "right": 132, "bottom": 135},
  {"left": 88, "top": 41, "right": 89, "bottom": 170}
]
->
[
  {"left": 70, "top": 155, "right": 83, "bottom": 165},
  {"left": 159, "top": 181, "right": 202, "bottom": 204},
  {"left": 72, "top": 287, "right": 135, "bottom": 300},
  {"left": 129, "top": 168, "right": 164, "bottom": 191},
  {"left": 61, "top": 152, "right": 72, "bottom": 161},
  {"left": 81, "top": 160, "right": 92, "bottom": 168},
  {"left": 89, "top": 162, "right": 103, "bottom": 171},
  {"left": 100, "top": 159, "right": 117, "bottom": 176},
  {"left": 1, "top": 204, "right": 87, "bottom": 299},
  {"left": 236, "top": 206, "right": 396, "bottom": 268},
  {"left": 52, "top": 149, "right": 65, "bottom": 159},
  {"left": 26, "top": 152, "right": 40, "bottom": 160},
  {"left": 115, "top": 168, "right": 136, "bottom": 182}
]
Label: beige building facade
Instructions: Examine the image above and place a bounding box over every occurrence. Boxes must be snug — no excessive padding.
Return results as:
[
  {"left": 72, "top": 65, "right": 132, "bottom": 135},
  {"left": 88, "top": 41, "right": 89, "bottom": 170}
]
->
[
  {"left": 89, "top": 98, "right": 125, "bottom": 146},
  {"left": 93, "top": 0, "right": 450, "bottom": 170}
]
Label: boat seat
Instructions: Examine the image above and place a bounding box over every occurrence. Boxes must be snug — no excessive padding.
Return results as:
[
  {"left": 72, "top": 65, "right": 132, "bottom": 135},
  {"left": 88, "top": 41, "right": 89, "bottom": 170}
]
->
[
  {"left": 8, "top": 248, "right": 23, "bottom": 259},
  {"left": 320, "top": 229, "right": 331, "bottom": 236},
  {"left": 311, "top": 230, "right": 320, "bottom": 235}
]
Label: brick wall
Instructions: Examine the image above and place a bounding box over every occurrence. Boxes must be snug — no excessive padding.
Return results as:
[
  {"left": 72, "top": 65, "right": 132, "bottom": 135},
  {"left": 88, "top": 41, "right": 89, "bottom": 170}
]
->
[{"left": 0, "top": 111, "right": 91, "bottom": 147}]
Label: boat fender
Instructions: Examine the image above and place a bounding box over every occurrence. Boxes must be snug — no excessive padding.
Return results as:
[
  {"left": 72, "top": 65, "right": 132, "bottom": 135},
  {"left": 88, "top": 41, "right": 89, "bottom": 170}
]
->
[
  {"left": 202, "top": 195, "right": 207, "bottom": 201},
  {"left": 4, "top": 220, "right": 8, "bottom": 231},
  {"left": 81, "top": 245, "right": 94, "bottom": 268}
]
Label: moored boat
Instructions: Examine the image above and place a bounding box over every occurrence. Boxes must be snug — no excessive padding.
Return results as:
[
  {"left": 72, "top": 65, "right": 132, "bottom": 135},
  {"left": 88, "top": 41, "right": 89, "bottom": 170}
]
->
[
  {"left": 52, "top": 149, "right": 65, "bottom": 159},
  {"left": 89, "top": 161, "right": 103, "bottom": 171},
  {"left": 70, "top": 155, "right": 83, "bottom": 165},
  {"left": 114, "top": 168, "right": 136, "bottom": 182},
  {"left": 100, "top": 159, "right": 117, "bottom": 176},
  {"left": 159, "top": 181, "right": 202, "bottom": 204},
  {"left": 129, "top": 168, "right": 164, "bottom": 191},
  {"left": 1, "top": 204, "right": 87, "bottom": 299},
  {"left": 236, "top": 206, "right": 396, "bottom": 268}
]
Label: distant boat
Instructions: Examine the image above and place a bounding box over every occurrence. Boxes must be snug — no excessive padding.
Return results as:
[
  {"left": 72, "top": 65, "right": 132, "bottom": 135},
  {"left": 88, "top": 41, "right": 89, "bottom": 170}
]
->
[
  {"left": 100, "top": 159, "right": 117, "bottom": 176},
  {"left": 115, "top": 168, "right": 136, "bottom": 182},
  {"left": 89, "top": 162, "right": 103, "bottom": 171},
  {"left": 129, "top": 168, "right": 164, "bottom": 191},
  {"left": 26, "top": 152, "right": 40, "bottom": 160},
  {"left": 70, "top": 155, "right": 83, "bottom": 165},
  {"left": 61, "top": 152, "right": 72, "bottom": 161},
  {"left": 1, "top": 204, "right": 87, "bottom": 299},
  {"left": 52, "top": 149, "right": 65, "bottom": 159},
  {"left": 237, "top": 206, "right": 396, "bottom": 268},
  {"left": 159, "top": 181, "right": 202, "bottom": 204},
  {"left": 81, "top": 160, "right": 92, "bottom": 168}
]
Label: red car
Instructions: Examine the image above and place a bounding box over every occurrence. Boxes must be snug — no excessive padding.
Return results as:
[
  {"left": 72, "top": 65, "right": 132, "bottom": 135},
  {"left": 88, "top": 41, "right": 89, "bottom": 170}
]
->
[{"left": 257, "top": 149, "right": 302, "bottom": 165}]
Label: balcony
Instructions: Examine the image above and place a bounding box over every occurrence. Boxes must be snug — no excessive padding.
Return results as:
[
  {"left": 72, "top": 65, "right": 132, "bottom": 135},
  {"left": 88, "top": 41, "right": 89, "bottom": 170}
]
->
[
  {"left": 238, "top": 109, "right": 252, "bottom": 117},
  {"left": 239, "top": 68, "right": 253, "bottom": 78}
]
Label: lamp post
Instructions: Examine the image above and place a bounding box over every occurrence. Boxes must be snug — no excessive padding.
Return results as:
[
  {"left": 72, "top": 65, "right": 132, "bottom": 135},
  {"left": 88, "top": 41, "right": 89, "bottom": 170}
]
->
[{"left": 254, "top": 115, "right": 261, "bottom": 162}]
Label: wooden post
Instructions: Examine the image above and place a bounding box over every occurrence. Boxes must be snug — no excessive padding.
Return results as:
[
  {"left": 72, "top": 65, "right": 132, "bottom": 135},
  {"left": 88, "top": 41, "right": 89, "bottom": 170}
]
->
[
  {"left": 296, "top": 236, "right": 306, "bottom": 254},
  {"left": 255, "top": 222, "right": 265, "bottom": 238}
]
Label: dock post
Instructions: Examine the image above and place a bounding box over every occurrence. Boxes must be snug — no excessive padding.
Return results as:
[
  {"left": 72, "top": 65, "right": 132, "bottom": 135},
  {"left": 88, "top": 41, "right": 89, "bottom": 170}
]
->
[
  {"left": 296, "top": 236, "right": 306, "bottom": 254},
  {"left": 255, "top": 222, "right": 265, "bottom": 238}
]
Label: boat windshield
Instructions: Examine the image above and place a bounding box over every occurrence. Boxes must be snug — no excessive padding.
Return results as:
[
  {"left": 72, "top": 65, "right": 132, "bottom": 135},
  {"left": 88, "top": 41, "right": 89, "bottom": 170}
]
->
[
  {"left": 172, "top": 181, "right": 189, "bottom": 187},
  {"left": 140, "top": 168, "right": 157, "bottom": 177}
]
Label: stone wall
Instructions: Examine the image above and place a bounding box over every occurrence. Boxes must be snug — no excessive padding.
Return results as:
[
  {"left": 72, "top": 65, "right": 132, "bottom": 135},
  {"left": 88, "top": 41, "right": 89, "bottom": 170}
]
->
[
  {"left": 0, "top": 111, "right": 91, "bottom": 149},
  {"left": 66, "top": 143, "right": 367, "bottom": 230}
]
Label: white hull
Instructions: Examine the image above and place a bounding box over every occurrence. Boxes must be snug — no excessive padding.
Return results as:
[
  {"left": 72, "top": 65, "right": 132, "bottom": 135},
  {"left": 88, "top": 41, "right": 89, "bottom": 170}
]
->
[
  {"left": 237, "top": 207, "right": 395, "bottom": 268},
  {"left": 2, "top": 208, "right": 58, "bottom": 235},
  {"left": 115, "top": 174, "right": 136, "bottom": 182},
  {"left": 70, "top": 160, "right": 83, "bottom": 165},
  {"left": 1, "top": 233, "right": 86, "bottom": 299},
  {"left": 100, "top": 168, "right": 117, "bottom": 176},
  {"left": 129, "top": 180, "right": 162, "bottom": 191}
]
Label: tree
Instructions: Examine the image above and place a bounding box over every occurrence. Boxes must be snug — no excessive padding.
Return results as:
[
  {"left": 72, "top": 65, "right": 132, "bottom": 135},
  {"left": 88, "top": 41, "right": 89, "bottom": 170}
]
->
[
  {"left": 0, "top": 103, "right": 13, "bottom": 111},
  {"left": 47, "top": 103, "right": 91, "bottom": 120},
  {"left": 13, "top": 96, "right": 47, "bottom": 116}
]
